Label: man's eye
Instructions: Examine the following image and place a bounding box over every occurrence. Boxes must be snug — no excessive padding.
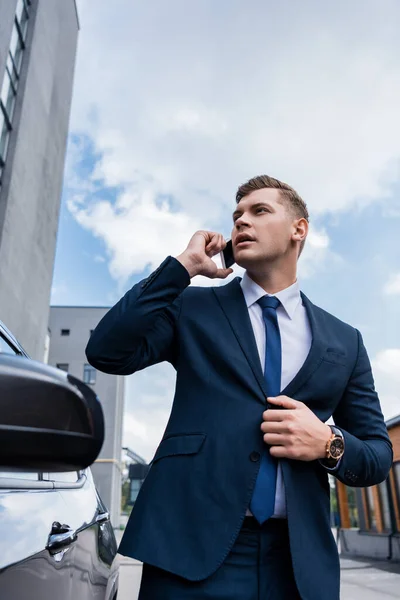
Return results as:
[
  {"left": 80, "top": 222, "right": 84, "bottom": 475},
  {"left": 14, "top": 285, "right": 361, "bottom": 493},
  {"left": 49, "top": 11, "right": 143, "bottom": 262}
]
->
[{"left": 257, "top": 207, "right": 268, "bottom": 213}]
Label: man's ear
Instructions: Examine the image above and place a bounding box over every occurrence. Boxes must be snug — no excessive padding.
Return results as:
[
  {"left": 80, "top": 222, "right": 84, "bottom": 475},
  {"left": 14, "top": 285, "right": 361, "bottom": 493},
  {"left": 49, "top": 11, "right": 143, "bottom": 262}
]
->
[{"left": 294, "top": 218, "right": 308, "bottom": 241}]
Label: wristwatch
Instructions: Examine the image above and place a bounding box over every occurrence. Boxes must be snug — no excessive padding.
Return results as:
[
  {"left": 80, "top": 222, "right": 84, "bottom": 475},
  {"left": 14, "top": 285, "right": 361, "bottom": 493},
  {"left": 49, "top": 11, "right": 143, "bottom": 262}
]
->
[{"left": 325, "top": 425, "right": 345, "bottom": 464}]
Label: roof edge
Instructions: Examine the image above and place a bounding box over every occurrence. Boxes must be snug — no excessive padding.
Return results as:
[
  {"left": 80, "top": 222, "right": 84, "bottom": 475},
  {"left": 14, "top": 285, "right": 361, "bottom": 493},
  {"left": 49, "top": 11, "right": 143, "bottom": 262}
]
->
[{"left": 386, "top": 414, "right": 400, "bottom": 429}]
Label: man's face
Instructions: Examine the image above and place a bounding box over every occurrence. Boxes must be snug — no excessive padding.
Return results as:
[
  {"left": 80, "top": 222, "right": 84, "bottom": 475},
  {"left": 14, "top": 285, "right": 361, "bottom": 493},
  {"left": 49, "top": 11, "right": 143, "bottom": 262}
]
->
[{"left": 231, "top": 188, "right": 298, "bottom": 268}]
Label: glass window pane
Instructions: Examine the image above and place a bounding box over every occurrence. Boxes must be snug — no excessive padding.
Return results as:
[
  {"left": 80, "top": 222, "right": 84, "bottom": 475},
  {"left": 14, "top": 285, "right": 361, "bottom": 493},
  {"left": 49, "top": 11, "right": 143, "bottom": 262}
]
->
[
  {"left": 365, "top": 487, "right": 377, "bottom": 530},
  {"left": 379, "top": 480, "right": 392, "bottom": 530},
  {"left": 0, "top": 126, "right": 10, "bottom": 166},
  {"left": 0, "top": 334, "right": 18, "bottom": 355},
  {"left": 346, "top": 487, "right": 360, "bottom": 528},
  {"left": 83, "top": 364, "right": 96, "bottom": 385},
  {"left": 6, "top": 54, "right": 19, "bottom": 88},
  {"left": 1, "top": 70, "right": 14, "bottom": 108},
  {"left": 1, "top": 75, "right": 16, "bottom": 123},
  {"left": 394, "top": 463, "right": 400, "bottom": 506},
  {"left": 0, "top": 107, "right": 6, "bottom": 150},
  {"left": 19, "top": 10, "right": 29, "bottom": 40},
  {"left": 15, "top": 0, "right": 25, "bottom": 23},
  {"left": 9, "top": 26, "right": 23, "bottom": 73},
  {"left": 9, "top": 25, "right": 19, "bottom": 58}
]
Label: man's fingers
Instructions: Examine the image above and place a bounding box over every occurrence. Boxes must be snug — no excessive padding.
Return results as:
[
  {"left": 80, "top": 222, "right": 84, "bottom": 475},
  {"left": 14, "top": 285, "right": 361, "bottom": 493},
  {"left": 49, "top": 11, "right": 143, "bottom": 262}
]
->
[
  {"left": 262, "top": 409, "right": 292, "bottom": 422},
  {"left": 261, "top": 421, "right": 286, "bottom": 433},
  {"left": 269, "top": 446, "right": 288, "bottom": 459},
  {"left": 267, "top": 396, "right": 301, "bottom": 409},
  {"left": 263, "top": 433, "right": 285, "bottom": 445},
  {"left": 214, "top": 268, "right": 234, "bottom": 279},
  {"left": 206, "top": 233, "right": 225, "bottom": 255}
]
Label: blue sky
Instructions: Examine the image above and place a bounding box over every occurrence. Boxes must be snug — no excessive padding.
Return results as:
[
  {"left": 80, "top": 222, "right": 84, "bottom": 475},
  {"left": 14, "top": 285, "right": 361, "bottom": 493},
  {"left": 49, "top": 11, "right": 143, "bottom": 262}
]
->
[{"left": 51, "top": 0, "right": 400, "bottom": 460}]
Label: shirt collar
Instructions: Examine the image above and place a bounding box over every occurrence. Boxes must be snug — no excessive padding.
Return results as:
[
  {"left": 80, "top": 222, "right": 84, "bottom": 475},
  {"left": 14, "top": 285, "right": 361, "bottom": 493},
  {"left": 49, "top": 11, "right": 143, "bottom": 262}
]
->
[{"left": 240, "top": 271, "right": 302, "bottom": 320}]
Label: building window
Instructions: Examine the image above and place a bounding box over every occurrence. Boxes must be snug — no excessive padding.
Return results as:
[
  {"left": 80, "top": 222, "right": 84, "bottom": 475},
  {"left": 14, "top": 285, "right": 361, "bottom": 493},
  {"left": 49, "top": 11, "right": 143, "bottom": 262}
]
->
[
  {"left": 364, "top": 486, "right": 377, "bottom": 531},
  {"left": 378, "top": 480, "right": 392, "bottom": 531},
  {"left": 83, "top": 363, "right": 96, "bottom": 385},
  {"left": 61, "top": 329, "right": 70, "bottom": 336},
  {"left": 346, "top": 487, "right": 360, "bottom": 528},
  {"left": 394, "top": 463, "right": 400, "bottom": 505},
  {"left": 56, "top": 363, "right": 69, "bottom": 372},
  {"left": 0, "top": 0, "right": 32, "bottom": 182}
]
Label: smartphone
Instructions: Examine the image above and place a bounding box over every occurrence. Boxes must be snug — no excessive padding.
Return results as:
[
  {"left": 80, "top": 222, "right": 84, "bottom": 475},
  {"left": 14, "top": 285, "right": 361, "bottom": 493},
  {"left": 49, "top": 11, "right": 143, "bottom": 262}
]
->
[{"left": 220, "top": 239, "right": 235, "bottom": 269}]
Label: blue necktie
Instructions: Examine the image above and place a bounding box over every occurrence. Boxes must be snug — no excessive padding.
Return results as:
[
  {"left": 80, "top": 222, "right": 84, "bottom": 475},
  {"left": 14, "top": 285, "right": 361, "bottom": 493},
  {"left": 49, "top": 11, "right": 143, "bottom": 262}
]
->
[{"left": 250, "top": 295, "right": 282, "bottom": 524}]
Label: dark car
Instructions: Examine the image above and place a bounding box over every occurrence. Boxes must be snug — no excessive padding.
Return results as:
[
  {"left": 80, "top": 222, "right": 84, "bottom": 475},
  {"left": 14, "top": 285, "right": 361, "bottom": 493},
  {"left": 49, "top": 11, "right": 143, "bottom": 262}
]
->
[{"left": 0, "top": 320, "right": 119, "bottom": 600}]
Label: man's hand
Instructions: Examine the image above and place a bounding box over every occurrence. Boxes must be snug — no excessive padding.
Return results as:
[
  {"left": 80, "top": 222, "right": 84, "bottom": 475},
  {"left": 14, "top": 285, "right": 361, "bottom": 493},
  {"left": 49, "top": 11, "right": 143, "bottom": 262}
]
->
[
  {"left": 260, "top": 396, "right": 332, "bottom": 461},
  {"left": 175, "top": 231, "right": 234, "bottom": 279}
]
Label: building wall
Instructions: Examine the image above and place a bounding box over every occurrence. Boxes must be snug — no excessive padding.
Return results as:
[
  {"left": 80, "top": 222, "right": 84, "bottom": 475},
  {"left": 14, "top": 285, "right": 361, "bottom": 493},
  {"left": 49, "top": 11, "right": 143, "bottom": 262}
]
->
[
  {"left": 48, "top": 306, "right": 125, "bottom": 527},
  {"left": 337, "top": 420, "right": 400, "bottom": 561},
  {"left": 0, "top": 0, "right": 79, "bottom": 361}
]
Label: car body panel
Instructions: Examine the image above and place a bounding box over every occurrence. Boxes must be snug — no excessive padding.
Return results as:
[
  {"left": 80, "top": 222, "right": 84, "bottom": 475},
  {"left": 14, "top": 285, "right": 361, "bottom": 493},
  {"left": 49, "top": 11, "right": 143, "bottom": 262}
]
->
[{"left": 0, "top": 322, "right": 119, "bottom": 599}]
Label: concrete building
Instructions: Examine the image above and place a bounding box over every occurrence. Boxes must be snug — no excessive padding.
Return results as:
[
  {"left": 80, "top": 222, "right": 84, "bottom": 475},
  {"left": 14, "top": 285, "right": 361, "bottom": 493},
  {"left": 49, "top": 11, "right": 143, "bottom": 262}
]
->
[
  {"left": 0, "top": 0, "right": 79, "bottom": 361},
  {"left": 336, "top": 414, "right": 400, "bottom": 562},
  {"left": 48, "top": 306, "right": 125, "bottom": 528}
]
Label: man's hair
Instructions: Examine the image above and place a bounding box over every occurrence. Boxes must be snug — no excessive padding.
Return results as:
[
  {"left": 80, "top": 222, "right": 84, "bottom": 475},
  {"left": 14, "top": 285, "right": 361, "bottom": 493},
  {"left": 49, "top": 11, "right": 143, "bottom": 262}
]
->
[{"left": 236, "top": 175, "right": 309, "bottom": 258}]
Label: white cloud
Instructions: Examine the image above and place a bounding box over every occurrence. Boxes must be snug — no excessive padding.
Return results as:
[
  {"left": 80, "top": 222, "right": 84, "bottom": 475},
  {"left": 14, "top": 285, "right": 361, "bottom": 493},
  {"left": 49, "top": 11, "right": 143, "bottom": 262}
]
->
[
  {"left": 50, "top": 281, "right": 68, "bottom": 304},
  {"left": 71, "top": 0, "right": 400, "bottom": 215},
  {"left": 122, "top": 363, "right": 176, "bottom": 462},
  {"left": 372, "top": 349, "right": 400, "bottom": 420},
  {"left": 66, "top": 0, "right": 400, "bottom": 286},
  {"left": 383, "top": 273, "right": 400, "bottom": 295}
]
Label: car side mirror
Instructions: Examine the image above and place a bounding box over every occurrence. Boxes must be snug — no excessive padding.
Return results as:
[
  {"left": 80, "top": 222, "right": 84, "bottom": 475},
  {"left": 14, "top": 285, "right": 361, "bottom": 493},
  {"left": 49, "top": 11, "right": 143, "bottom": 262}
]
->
[{"left": 0, "top": 354, "right": 104, "bottom": 472}]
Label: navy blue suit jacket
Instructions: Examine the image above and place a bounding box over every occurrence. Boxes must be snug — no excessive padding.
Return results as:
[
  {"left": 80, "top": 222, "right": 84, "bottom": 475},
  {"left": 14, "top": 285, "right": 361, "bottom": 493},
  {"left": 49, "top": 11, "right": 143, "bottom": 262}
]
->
[{"left": 86, "top": 256, "right": 393, "bottom": 600}]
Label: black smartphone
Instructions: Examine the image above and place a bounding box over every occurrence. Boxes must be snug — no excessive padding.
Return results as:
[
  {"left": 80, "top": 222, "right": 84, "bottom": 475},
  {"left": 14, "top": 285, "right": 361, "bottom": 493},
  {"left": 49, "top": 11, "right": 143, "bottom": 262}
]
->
[{"left": 220, "top": 239, "right": 235, "bottom": 269}]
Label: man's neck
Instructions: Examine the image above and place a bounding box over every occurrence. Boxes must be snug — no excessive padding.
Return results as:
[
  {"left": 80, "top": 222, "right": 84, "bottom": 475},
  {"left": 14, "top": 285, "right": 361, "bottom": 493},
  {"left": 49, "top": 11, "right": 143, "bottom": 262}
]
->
[{"left": 245, "top": 268, "right": 297, "bottom": 295}]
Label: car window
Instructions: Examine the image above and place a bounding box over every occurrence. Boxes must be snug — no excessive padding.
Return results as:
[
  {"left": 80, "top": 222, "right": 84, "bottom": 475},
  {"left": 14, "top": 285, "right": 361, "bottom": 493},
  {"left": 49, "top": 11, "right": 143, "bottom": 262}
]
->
[{"left": 0, "top": 334, "right": 19, "bottom": 355}]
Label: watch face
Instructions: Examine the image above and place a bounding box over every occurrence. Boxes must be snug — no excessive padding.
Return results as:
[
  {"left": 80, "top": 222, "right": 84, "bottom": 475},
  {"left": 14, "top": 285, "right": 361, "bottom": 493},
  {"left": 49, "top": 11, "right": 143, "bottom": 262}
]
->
[{"left": 330, "top": 438, "right": 344, "bottom": 458}]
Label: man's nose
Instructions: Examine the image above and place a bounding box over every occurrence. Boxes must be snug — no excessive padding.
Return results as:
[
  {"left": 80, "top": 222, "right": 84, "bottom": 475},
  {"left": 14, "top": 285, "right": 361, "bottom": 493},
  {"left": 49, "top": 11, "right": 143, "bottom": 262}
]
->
[{"left": 234, "top": 215, "right": 251, "bottom": 229}]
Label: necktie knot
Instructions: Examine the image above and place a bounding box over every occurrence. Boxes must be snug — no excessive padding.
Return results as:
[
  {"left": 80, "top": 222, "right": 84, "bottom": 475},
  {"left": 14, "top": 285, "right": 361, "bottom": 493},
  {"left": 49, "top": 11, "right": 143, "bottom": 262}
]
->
[{"left": 257, "top": 295, "right": 280, "bottom": 311}]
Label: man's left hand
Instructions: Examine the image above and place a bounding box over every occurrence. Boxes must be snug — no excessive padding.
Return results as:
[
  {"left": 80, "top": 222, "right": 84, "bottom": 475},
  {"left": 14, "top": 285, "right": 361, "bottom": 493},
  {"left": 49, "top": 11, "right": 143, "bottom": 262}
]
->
[{"left": 261, "top": 396, "right": 332, "bottom": 461}]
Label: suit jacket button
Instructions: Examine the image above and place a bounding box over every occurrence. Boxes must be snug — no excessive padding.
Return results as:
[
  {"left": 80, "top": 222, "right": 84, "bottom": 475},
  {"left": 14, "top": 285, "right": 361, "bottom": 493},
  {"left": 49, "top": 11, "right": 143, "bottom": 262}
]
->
[{"left": 250, "top": 451, "right": 261, "bottom": 462}]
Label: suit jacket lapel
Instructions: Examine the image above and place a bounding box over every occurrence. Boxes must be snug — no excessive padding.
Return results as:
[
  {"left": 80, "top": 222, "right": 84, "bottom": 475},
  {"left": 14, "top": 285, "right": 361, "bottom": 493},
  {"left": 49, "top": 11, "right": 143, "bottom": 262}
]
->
[
  {"left": 212, "top": 277, "right": 268, "bottom": 399},
  {"left": 280, "top": 291, "right": 326, "bottom": 399},
  {"left": 212, "top": 278, "right": 328, "bottom": 404}
]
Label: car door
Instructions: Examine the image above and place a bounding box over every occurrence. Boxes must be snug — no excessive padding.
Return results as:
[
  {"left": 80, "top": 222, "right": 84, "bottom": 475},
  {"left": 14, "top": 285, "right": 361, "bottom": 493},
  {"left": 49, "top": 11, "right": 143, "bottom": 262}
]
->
[
  {"left": 0, "top": 330, "right": 75, "bottom": 598},
  {"left": 0, "top": 471, "right": 75, "bottom": 600},
  {"left": 42, "top": 469, "right": 119, "bottom": 600}
]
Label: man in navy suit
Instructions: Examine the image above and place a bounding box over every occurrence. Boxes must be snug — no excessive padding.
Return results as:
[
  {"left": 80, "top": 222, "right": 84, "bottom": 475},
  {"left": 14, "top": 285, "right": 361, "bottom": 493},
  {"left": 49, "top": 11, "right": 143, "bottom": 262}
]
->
[{"left": 86, "top": 175, "right": 393, "bottom": 599}]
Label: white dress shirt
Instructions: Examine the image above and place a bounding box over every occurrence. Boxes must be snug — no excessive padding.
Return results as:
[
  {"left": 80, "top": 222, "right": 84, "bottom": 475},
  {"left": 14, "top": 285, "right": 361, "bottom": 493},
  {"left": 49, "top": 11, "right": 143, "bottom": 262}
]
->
[{"left": 241, "top": 271, "right": 312, "bottom": 519}]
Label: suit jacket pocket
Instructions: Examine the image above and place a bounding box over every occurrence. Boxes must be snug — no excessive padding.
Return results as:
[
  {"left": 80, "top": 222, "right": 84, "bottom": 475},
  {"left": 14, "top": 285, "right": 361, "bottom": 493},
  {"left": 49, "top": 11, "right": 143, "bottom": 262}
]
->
[{"left": 151, "top": 433, "right": 206, "bottom": 464}]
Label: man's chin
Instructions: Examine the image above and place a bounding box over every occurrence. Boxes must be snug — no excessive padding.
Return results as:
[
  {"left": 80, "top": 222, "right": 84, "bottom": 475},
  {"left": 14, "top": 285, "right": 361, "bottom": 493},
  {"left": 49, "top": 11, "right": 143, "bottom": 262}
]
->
[{"left": 236, "top": 254, "right": 278, "bottom": 273}]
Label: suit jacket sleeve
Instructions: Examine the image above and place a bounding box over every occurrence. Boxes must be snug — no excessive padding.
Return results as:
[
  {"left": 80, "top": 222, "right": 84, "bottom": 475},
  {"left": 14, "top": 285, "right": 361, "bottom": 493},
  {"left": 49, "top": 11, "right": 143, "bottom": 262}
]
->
[
  {"left": 85, "top": 256, "right": 190, "bottom": 375},
  {"left": 319, "top": 329, "right": 393, "bottom": 487}
]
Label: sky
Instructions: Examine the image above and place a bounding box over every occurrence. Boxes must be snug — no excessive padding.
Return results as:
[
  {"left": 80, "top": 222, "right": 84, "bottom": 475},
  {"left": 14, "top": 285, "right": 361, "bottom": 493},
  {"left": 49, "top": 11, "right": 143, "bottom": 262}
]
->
[{"left": 51, "top": 0, "right": 400, "bottom": 462}]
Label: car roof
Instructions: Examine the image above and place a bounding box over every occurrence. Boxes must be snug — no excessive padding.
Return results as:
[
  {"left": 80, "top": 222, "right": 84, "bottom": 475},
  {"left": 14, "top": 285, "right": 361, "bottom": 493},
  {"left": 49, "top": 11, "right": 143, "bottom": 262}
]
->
[{"left": 0, "top": 319, "right": 30, "bottom": 358}]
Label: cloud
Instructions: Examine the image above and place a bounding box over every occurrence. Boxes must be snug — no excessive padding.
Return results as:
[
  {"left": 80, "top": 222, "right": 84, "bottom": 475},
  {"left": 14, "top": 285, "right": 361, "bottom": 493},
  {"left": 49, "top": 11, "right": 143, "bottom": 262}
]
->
[
  {"left": 66, "top": 0, "right": 400, "bottom": 287},
  {"left": 122, "top": 363, "right": 176, "bottom": 462},
  {"left": 50, "top": 281, "right": 68, "bottom": 304},
  {"left": 371, "top": 349, "right": 400, "bottom": 420},
  {"left": 383, "top": 273, "right": 400, "bottom": 295},
  {"left": 71, "top": 0, "right": 400, "bottom": 220}
]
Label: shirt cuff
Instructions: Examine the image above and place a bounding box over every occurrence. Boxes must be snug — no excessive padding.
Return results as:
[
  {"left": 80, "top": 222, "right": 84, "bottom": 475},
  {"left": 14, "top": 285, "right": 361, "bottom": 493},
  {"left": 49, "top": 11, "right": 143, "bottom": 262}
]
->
[{"left": 318, "top": 456, "right": 342, "bottom": 472}]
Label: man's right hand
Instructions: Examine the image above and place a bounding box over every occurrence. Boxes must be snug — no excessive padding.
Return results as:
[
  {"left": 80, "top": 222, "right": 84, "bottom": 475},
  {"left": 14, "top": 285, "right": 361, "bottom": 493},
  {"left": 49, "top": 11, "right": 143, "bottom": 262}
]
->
[{"left": 175, "top": 231, "right": 234, "bottom": 279}]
